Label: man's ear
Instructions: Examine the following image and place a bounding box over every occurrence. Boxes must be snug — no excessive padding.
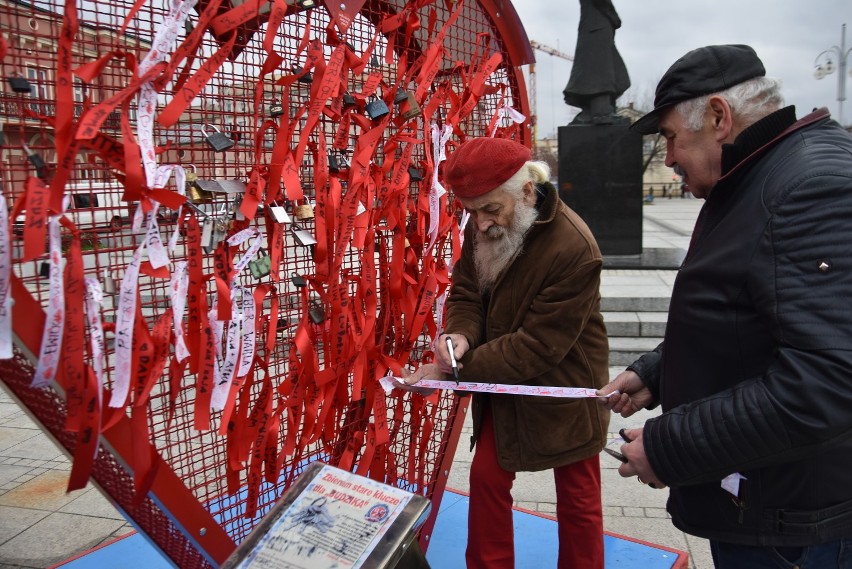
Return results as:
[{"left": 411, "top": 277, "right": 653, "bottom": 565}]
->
[
  {"left": 523, "top": 180, "right": 536, "bottom": 201},
  {"left": 707, "top": 95, "right": 734, "bottom": 142}
]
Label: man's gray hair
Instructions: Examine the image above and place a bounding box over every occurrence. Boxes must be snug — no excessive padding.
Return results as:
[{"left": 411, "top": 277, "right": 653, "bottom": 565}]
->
[
  {"left": 675, "top": 76, "right": 784, "bottom": 132},
  {"left": 499, "top": 161, "right": 551, "bottom": 199}
]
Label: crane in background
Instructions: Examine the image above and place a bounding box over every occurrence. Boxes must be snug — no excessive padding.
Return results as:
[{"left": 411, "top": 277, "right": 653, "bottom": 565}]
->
[{"left": 528, "top": 40, "right": 574, "bottom": 145}]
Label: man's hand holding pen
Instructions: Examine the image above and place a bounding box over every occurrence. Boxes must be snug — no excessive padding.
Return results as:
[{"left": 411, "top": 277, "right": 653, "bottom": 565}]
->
[{"left": 436, "top": 333, "right": 469, "bottom": 379}]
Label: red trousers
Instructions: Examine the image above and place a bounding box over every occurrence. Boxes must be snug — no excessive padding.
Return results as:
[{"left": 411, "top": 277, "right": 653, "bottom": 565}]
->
[{"left": 466, "top": 408, "right": 604, "bottom": 569}]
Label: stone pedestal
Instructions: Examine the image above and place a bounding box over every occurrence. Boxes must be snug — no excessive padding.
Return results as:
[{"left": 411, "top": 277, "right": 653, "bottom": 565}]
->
[{"left": 557, "top": 124, "right": 643, "bottom": 255}]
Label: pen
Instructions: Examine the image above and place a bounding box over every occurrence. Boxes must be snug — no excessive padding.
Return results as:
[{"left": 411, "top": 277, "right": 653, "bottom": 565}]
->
[{"left": 446, "top": 336, "right": 460, "bottom": 381}]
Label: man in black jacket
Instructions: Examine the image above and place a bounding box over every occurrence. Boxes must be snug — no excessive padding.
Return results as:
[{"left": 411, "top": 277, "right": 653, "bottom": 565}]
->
[{"left": 599, "top": 44, "right": 852, "bottom": 569}]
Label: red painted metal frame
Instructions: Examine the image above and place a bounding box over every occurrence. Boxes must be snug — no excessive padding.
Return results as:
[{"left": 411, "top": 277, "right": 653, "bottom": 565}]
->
[{"left": 0, "top": 0, "right": 535, "bottom": 566}]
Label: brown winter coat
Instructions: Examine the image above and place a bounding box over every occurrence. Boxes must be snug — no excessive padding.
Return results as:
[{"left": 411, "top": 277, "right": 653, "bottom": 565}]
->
[{"left": 446, "top": 182, "right": 610, "bottom": 472}]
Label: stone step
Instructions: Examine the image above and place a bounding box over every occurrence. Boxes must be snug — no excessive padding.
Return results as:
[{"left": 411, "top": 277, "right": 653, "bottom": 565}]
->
[
  {"left": 607, "top": 336, "right": 663, "bottom": 367},
  {"left": 603, "top": 311, "right": 667, "bottom": 338},
  {"left": 600, "top": 295, "right": 671, "bottom": 312}
]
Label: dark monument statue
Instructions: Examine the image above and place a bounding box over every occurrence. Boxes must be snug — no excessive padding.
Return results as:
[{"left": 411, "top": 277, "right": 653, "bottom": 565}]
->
[
  {"left": 558, "top": 0, "right": 643, "bottom": 257},
  {"left": 562, "top": 0, "right": 630, "bottom": 126}
]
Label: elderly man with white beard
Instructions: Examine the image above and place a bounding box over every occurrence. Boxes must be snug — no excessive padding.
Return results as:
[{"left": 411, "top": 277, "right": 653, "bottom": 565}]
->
[{"left": 402, "top": 137, "right": 611, "bottom": 569}]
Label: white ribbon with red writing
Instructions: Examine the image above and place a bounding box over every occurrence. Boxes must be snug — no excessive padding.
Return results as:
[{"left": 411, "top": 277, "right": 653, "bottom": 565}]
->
[
  {"left": 110, "top": 242, "right": 143, "bottom": 407},
  {"left": 237, "top": 288, "right": 256, "bottom": 377},
  {"left": 152, "top": 164, "right": 187, "bottom": 254},
  {"left": 169, "top": 260, "right": 190, "bottom": 362},
  {"left": 427, "top": 123, "right": 453, "bottom": 251},
  {"left": 137, "top": 0, "right": 196, "bottom": 187},
  {"left": 0, "top": 193, "right": 12, "bottom": 359},
  {"left": 84, "top": 277, "right": 106, "bottom": 411},
  {"left": 209, "top": 290, "right": 243, "bottom": 411},
  {"left": 32, "top": 215, "right": 65, "bottom": 387},
  {"left": 227, "top": 227, "right": 263, "bottom": 278},
  {"left": 380, "top": 376, "right": 613, "bottom": 399}
]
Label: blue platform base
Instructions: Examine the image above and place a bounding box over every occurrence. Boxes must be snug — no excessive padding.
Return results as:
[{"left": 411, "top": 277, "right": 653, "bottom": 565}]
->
[{"left": 54, "top": 490, "right": 687, "bottom": 568}]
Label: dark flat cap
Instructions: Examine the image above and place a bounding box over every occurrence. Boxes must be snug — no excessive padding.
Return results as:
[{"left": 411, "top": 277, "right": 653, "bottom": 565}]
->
[{"left": 631, "top": 44, "right": 766, "bottom": 135}]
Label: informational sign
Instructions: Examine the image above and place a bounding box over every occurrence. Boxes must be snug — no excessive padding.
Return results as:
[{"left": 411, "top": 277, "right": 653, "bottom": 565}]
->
[{"left": 223, "top": 462, "right": 430, "bottom": 569}]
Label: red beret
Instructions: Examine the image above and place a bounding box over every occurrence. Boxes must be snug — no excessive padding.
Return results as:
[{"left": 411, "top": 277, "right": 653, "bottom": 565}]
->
[{"left": 444, "top": 137, "right": 531, "bottom": 199}]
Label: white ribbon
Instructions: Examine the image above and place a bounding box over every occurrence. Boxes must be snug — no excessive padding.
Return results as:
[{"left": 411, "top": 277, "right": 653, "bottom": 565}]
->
[
  {"left": 84, "top": 277, "right": 106, "bottom": 415},
  {"left": 380, "top": 376, "right": 615, "bottom": 399},
  {"left": 228, "top": 227, "right": 264, "bottom": 280},
  {"left": 0, "top": 193, "right": 12, "bottom": 359},
  {"left": 137, "top": 0, "right": 197, "bottom": 187},
  {"left": 32, "top": 216, "right": 65, "bottom": 387},
  {"left": 152, "top": 164, "right": 187, "bottom": 254},
  {"left": 110, "top": 242, "right": 144, "bottom": 407},
  {"left": 209, "top": 290, "right": 243, "bottom": 411},
  {"left": 489, "top": 101, "right": 527, "bottom": 137},
  {"left": 427, "top": 123, "right": 453, "bottom": 252},
  {"left": 169, "top": 261, "right": 190, "bottom": 362},
  {"left": 237, "top": 288, "right": 256, "bottom": 377}
]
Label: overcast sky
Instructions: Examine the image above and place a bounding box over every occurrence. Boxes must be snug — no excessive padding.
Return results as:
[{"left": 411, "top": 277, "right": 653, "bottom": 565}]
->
[{"left": 514, "top": 1, "right": 852, "bottom": 138}]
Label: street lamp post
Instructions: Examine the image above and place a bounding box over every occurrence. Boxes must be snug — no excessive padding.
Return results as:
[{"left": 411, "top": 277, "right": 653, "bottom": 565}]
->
[{"left": 814, "top": 23, "right": 852, "bottom": 126}]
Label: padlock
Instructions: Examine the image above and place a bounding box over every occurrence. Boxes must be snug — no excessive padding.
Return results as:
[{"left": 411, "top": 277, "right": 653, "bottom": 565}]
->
[
  {"left": 200, "top": 124, "right": 234, "bottom": 153},
  {"left": 308, "top": 302, "right": 325, "bottom": 325},
  {"left": 342, "top": 92, "right": 357, "bottom": 108},
  {"left": 328, "top": 151, "right": 350, "bottom": 173},
  {"left": 295, "top": 203, "right": 314, "bottom": 220},
  {"left": 39, "top": 261, "right": 50, "bottom": 278},
  {"left": 7, "top": 74, "right": 32, "bottom": 94},
  {"left": 408, "top": 166, "right": 424, "bottom": 182},
  {"left": 248, "top": 249, "right": 271, "bottom": 279},
  {"left": 292, "top": 227, "right": 317, "bottom": 247},
  {"left": 269, "top": 102, "right": 284, "bottom": 117},
  {"left": 400, "top": 92, "right": 422, "bottom": 121},
  {"left": 365, "top": 97, "right": 389, "bottom": 120},
  {"left": 290, "top": 272, "right": 307, "bottom": 288},
  {"left": 23, "top": 144, "right": 46, "bottom": 178},
  {"left": 185, "top": 165, "right": 211, "bottom": 203},
  {"left": 269, "top": 204, "right": 291, "bottom": 223},
  {"left": 200, "top": 217, "right": 216, "bottom": 253},
  {"left": 394, "top": 88, "right": 408, "bottom": 105},
  {"left": 103, "top": 273, "right": 116, "bottom": 294},
  {"left": 291, "top": 65, "right": 313, "bottom": 84}
]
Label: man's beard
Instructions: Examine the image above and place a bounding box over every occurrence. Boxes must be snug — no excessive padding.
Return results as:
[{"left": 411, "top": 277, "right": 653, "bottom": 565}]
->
[{"left": 473, "top": 200, "right": 538, "bottom": 293}]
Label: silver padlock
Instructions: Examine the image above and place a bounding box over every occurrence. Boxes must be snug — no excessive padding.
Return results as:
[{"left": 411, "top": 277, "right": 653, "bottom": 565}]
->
[{"left": 200, "top": 124, "right": 234, "bottom": 153}]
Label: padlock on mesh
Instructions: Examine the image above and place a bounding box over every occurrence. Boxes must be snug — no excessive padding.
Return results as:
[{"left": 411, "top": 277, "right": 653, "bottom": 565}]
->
[
  {"left": 23, "top": 144, "right": 46, "bottom": 178},
  {"left": 295, "top": 202, "right": 314, "bottom": 220},
  {"left": 102, "top": 271, "right": 117, "bottom": 294},
  {"left": 291, "top": 64, "right": 313, "bottom": 84},
  {"left": 400, "top": 92, "right": 422, "bottom": 121},
  {"left": 248, "top": 249, "right": 272, "bottom": 279},
  {"left": 394, "top": 88, "right": 408, "bottom": 105},
  {"left": 328, "top": 151, "right": 350, "bottom": 173},
  {"left": 290, "top": 272, "right": 307, "bottom": 288},
  {"left": 185, "top": 165, "right": 212, "bottom": 203},
  {"left": 199, "top": 124, "right": 234, "bottom": 153},
  {"left": 7, "top": 73, "right": 32, "bottom": 94},
  {"left": 342, "top": 92, "right": 357, "bottom": 108},
  {"left": 365, "top": 96, "right": 389, "bottom": 120},
  {"left": 269, "top": 101, "right": 284, "bottom": 118},
  {"left": 308, "top": 302, "right": 325, "bottom": 325},
  {"left": 408, "top": 166, "right": 425, "bottom": 182}
]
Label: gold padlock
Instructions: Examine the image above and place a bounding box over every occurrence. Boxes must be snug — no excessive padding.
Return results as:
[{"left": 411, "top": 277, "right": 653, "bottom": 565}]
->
[
  {"left": 401, "top": 92, "right": 422, "bottom": 121},
  {"left": 185, "top": 165, "right": 212, "bottom": 203},
  {"left": 295, "top": 203, "right": 314, "bottom": 220}
]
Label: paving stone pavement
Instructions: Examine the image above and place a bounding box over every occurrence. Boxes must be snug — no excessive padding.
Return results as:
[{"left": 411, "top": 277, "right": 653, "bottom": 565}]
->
[{"left": 0, "top": 199, "right": 714, "bottom": 568}]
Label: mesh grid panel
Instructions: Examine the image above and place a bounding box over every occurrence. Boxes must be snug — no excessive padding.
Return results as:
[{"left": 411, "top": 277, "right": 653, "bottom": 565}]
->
[{"left": 0, "top": 0, "right": 530, "bottom": 565}]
